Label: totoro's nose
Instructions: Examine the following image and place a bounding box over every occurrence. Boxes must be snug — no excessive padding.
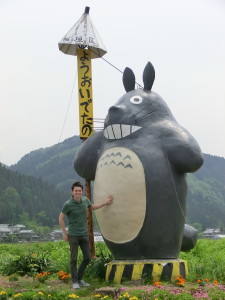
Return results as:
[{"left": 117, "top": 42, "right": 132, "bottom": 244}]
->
[
  {"left": 107, "top": 105, "right": 127, "bottom": 122},
  {"left": 107, "top": 105, "right": 134, "bottom": 125},
  {"left": 108, "top": 105, "right": 126, "bottom": 114}
]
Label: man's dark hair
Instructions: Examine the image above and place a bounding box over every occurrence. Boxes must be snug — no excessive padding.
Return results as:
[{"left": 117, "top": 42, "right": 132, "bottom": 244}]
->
[{"left": 71, "top": 182, "right": 84, "bottom": 191}]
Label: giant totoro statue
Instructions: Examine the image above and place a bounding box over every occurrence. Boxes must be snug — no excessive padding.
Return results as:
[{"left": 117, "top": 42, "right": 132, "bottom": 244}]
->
[{"left": 74, "top": 61, "right": 203, "bottom": 260}]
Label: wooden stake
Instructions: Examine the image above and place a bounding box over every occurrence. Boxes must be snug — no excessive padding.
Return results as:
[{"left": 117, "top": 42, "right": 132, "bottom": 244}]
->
[{"left": 85, "top": 179, "right": 96, "bottom": 258}]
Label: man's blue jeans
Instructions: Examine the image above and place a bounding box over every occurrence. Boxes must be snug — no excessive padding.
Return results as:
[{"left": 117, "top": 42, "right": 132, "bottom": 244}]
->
[{"left": 68, "top": 235, "right": 91, "bottom": 283}]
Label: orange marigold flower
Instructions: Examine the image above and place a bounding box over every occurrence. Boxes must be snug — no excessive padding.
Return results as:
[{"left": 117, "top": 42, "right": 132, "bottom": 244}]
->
[{"left": 153, "top": 281, "right": 162, "bottom": 286}]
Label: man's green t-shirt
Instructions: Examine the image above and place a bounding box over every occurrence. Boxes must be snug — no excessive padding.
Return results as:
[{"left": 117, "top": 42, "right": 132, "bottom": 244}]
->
[{"left": 61, "top": 196, "right": 92, "bottom": 236}]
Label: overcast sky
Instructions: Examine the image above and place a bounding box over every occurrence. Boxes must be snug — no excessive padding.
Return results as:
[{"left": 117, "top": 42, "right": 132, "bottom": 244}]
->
[{"left": 1, "top": 0, "right": 225, "bottom": 166}]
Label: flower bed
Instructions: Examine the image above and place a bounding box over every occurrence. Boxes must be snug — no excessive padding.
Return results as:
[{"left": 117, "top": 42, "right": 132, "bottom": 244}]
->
[{"left": 1, "top": 275, "right": 225, "bottom": 299}]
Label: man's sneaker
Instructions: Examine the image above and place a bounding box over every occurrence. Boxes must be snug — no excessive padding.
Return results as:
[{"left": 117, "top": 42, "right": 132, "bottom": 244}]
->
[
  {"left": 72, "top": 282, "right": 80, "bottom": 289},
  {"left": 79, "top": 280, "right": 90, "bottom": 287}
]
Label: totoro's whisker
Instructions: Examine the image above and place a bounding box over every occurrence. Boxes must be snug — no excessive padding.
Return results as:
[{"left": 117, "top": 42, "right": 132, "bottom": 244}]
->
[
  {"left": 128, "top": 103, "right": 154, "bottom": 118},
  {"left": 135, "top": 103, "right": 154, "bottom": 117},
  {"left": 136, "top": 110, "right": 157, "bottom": 121},
  {"left": 140, "top": 113, "right": 158, "bottom": 121},
  {"left": 137, "top": 110, "right": 157, "bottom": 119},
  {"left": 94, "top": 127, "right": 104, "bottom": 132},
  {"left": 94, "top": 118, "right": 105, "bottom": 124},
  {"left": 94, "top": 120, "right": 105, "bottom": 124},
  {"left": 137, "top": 113, "right": 158, "bottom": 122}
]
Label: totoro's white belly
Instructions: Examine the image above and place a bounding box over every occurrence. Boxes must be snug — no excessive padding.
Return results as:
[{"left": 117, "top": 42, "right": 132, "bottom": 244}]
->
[{"left": 93, "top": 147, "right": 146, "bottom": 244}]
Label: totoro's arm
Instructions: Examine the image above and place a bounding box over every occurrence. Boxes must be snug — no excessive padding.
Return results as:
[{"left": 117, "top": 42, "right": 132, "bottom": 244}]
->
[
  {"left": 74, "top": 131, "right": 103, "bottom": 180},
  {"left": 162, "top": 121, "right": 204, "bottom": 173}
]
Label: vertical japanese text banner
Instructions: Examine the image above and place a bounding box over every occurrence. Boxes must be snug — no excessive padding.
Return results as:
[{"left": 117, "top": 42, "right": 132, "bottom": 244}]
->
[{"left": 77, "top": 48, "right": 94, "bottom": 139}]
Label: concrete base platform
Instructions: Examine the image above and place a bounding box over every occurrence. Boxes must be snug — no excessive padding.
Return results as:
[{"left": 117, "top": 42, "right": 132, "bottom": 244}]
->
[{"left": 105, "top": 259, "right": 188, "bottom": 283}]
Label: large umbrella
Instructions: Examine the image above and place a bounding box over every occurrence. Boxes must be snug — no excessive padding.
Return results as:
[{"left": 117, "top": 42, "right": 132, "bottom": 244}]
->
[{"left": 58, "top": 6, "right": 107, "bottom": 59}]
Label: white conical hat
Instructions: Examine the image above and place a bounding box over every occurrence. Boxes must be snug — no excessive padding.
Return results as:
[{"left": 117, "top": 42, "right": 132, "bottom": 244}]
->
[{"left": 58, "top": 7, "right": 107, "bottom": 59}]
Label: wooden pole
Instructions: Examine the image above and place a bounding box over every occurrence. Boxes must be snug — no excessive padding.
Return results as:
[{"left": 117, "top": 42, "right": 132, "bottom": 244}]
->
[
  {"left": 77, "top": 48, "right": 96, "bottom": 258},
  {"left": 85, "top": 179, "right": 96, "bottom": 258}
]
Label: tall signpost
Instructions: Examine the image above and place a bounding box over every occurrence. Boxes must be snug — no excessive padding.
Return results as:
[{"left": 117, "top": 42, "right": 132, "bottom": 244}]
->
[{"left": 58, "top": 7, "right": 107, "bottom": 256}]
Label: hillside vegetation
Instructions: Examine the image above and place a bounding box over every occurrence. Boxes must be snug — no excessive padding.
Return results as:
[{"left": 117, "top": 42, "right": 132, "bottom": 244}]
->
[
  {"left": 186, "top": 154, "right": 225, "bottom": 228},
  {"left": 10, "top": 136, "right": 83, "bottom": 192},
  {"left": 0, "top": 163, "right": 68, "bottom": 227},
  {"left": 4, "top": 135, "right": 225, "bottom": 230}
]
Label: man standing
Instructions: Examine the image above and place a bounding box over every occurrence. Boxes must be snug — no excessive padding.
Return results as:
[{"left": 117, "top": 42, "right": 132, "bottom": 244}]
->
[{"left": 59, "top": 181, "right": 113, "bottom": 289}]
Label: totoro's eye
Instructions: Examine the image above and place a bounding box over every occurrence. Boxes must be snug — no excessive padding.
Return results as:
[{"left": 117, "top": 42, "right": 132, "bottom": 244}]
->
[{"left": 130, "top": 96, "right": 143, "bottom": 105}]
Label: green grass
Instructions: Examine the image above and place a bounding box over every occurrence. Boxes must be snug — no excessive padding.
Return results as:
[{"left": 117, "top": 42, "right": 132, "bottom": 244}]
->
[
  {"left": 1, "top": 239, "right": 225, "bottom": 281},
  {"left": 180, "top": 238, "right": 225, "bottom": 281},
  {"left": 1, "top": 239, "right": 225, "bottom": 299}
]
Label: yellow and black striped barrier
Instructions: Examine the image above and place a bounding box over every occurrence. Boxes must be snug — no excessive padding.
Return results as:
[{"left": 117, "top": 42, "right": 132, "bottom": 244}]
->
[{"left": 106, "top": 259, "right": 188, "bottom": 283}]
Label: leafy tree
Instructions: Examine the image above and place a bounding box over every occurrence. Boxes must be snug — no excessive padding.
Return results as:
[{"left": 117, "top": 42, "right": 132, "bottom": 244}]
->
[
  {"left": 0, "top": 163, "right": 67, "bottom": 227},
  {"left": 191, "top": 222, "right": 203, "bottom": 233},
  {"left": 36, "top": 226, "right": 51, "bottom": 238},
  {"left": 2, "top": 186, "right": 22, "bottom": 223},
  {"left": 18, "top": 212, "right": 30, "bottom": 226},
  {"left": 37, "top": 210, "right": 48, "bottom": 226}
]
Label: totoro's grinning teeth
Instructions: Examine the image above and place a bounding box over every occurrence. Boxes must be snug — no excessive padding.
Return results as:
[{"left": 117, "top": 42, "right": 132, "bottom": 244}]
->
[{"left": 104, "top": 124, "right": 142, "bottom": 140}]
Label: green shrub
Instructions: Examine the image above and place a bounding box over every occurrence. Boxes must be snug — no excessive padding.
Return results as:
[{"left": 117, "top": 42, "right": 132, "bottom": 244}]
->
[
  {"left": 1, "top": 251, "right": 53, "bottom": 276},
  {"left": 8, "top": 274, "right": 19, "bottom": 281},
  {"left": 85, "top": 242, "right": 113, "bottom": 279}
]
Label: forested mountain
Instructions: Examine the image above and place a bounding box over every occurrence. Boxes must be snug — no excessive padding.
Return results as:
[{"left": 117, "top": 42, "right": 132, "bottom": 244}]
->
[
  {"left": 187, "top": 174, "right": 225, "bottom": 229},
  {"left": 10, "top": 136, "right": 83, "bottom": 192},
  {"left": 186, "top": 154, "right": 225, "bottom": 229},
  {"left": 0, "top": 163, "right": 68, "bottom": 227},
  {"left": 7, "top": 135, "right": 225, "bottom": 230},
  {"left": 194, "top": 154, "right": 225, "bottom": 185}
]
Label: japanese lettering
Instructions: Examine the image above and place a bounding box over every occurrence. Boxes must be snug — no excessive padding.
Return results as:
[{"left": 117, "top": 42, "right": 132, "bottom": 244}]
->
[{"left": 77, "top": 48, "right": 93, "bottom": 138}]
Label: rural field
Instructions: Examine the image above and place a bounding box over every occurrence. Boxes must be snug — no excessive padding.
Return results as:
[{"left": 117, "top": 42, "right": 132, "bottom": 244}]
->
[{"left": 1, "top": 239, "right": 225, "bottom": 299}]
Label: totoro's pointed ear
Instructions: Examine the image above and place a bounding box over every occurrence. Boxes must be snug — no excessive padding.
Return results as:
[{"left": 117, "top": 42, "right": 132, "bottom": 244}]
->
[
  {"left": 123, "top": 67, "right": 135, "bottom": 92},
  {"left": 143, "top": 62, "right": 155, "bottom": 91}
]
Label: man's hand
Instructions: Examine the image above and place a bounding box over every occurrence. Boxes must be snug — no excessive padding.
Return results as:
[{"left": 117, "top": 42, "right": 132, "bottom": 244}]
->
[
  {"left": 106, "top": 195, "right": 113, "bottom": 205},
  {"left": 63, "top": 233, "right": 69, "bottom": 241},
  {"left": 59, "top": 213, "right": 69, "bottom": 241},
  {"left": 92, "top": 195, "right": 114, "bottom": 210}
]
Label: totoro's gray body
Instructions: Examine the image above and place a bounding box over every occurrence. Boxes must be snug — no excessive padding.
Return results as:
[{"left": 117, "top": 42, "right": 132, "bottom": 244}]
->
[{"left": 74, "top": 62, "right": 203, "bottom": 259}]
